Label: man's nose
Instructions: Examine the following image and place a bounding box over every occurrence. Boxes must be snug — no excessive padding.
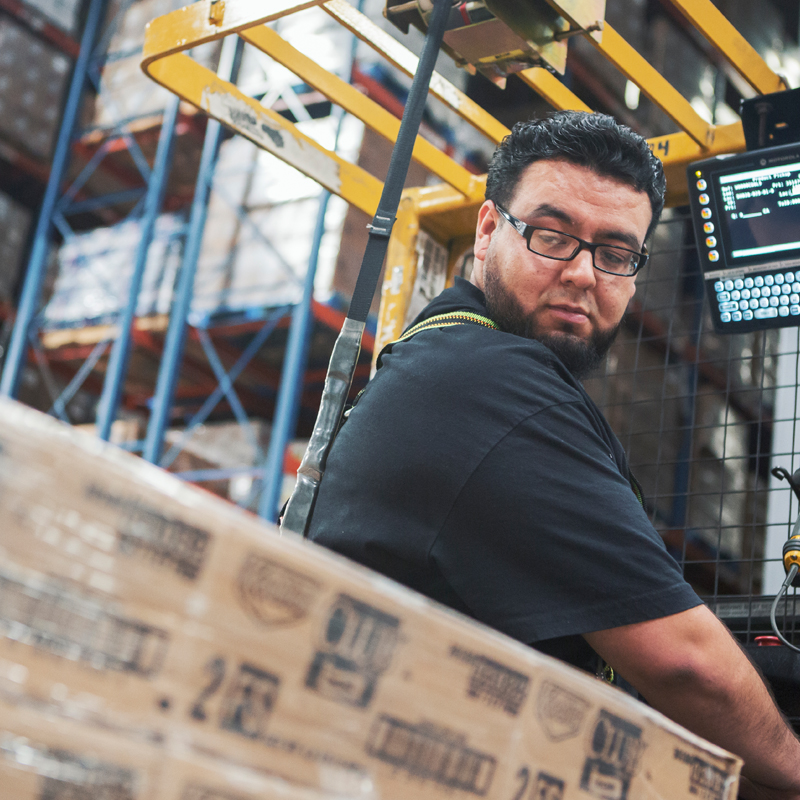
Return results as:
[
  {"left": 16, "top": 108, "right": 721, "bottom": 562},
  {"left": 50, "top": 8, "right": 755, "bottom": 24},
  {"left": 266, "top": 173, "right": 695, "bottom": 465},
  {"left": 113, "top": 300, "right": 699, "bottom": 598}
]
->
[{"left": 559, "top": 246, "right": 596, "bottom": 289}]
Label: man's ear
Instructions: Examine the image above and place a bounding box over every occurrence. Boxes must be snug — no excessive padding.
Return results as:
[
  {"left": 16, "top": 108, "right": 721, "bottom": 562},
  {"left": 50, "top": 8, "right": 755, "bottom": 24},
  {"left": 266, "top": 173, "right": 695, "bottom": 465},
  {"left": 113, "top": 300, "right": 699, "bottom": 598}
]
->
[{"left": 472, "top": 200, "right": 498, "bottom": 290}]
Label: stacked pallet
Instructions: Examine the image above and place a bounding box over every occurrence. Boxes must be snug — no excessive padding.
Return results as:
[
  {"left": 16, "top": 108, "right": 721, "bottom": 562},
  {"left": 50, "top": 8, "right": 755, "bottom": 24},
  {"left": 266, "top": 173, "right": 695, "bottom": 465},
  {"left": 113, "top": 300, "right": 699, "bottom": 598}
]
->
[{"left": 0, "top": 397, "right": 742, "bottom": 799}]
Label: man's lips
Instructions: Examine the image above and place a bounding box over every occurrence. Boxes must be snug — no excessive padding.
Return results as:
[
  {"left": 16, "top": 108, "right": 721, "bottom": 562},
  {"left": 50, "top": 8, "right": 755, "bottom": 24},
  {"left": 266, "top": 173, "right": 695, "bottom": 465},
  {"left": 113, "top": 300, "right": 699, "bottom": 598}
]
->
[{"left": 548, "top": 304, "right": 590, "bottom": 325}]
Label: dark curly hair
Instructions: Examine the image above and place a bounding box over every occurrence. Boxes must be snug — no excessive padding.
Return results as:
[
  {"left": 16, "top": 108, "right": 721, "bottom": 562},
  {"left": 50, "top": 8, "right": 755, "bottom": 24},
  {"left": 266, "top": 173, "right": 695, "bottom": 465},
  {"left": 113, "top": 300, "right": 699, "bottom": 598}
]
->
[{"left": 486, "top": 111, "right": 666, "bottom": 239}]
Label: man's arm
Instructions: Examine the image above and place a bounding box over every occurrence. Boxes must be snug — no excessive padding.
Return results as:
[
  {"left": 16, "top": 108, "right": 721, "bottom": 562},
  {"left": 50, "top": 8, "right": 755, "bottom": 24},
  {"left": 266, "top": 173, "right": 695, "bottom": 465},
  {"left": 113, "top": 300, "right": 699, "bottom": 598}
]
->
[{"left": 584, "top": 604, "right": 800, "bottom": 798}]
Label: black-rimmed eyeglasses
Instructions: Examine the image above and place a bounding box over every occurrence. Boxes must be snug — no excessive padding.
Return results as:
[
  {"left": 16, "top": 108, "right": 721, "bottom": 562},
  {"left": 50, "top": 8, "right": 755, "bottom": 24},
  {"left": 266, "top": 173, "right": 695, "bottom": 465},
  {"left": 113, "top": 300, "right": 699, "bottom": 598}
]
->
[{"left": 495, "top": 204, "right": 648, "bottom": 277}]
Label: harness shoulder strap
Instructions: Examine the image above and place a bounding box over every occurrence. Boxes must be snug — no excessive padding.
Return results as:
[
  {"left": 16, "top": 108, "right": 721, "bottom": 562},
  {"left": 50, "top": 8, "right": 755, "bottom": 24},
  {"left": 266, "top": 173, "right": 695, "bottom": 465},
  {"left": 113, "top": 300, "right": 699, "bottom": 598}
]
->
[{"left": 376, "top": 311, "right": 499, "bottom": 368}]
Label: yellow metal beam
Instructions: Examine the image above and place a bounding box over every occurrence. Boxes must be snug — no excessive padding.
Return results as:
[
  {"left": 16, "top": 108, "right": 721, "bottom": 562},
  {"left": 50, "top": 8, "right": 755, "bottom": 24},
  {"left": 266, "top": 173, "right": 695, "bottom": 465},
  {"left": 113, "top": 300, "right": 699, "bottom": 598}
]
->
[
  {"left": 374, "top": 193, "right": 421, "bottom": 365},
  {"left": 649, "top": 122, "right": 745, "bottom": 207},
  {"left": 592, "top": 23, "right": 713, "bottom": 147},
  {"left": 142, "top": 0, "right": 323, "bottom": 62},
  {"left": 322, "top": 0, "right": 509, "bottom": 145},
  {"left": 668, "top": 0, "right": 786, "bottom": 95},
  {"left": 239, "top": 24, "right": 482, "bottom": 199},
  {"left": 518, "top": 67, "right": 593, "bottom": 113},
  {"left": 144, "top": 53, "right": 384, "bottom": 216}
]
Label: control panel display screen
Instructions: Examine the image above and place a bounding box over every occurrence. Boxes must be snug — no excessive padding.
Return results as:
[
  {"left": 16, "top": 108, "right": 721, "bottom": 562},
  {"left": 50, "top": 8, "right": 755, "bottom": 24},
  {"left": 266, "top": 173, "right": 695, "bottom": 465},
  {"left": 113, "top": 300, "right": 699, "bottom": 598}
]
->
[
  {"left": 719, "top": 163, "right": 800, "bottom": 261},
  {"left": 688, "top": 142, "right": 800, "bottom": 333}
]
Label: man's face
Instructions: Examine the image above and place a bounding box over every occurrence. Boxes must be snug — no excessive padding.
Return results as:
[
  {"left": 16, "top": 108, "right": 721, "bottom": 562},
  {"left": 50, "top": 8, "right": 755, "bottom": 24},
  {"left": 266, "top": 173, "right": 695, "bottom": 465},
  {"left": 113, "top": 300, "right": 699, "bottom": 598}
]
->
[{"left": 471, "top": 159, "right": 653, "bottom": 376}]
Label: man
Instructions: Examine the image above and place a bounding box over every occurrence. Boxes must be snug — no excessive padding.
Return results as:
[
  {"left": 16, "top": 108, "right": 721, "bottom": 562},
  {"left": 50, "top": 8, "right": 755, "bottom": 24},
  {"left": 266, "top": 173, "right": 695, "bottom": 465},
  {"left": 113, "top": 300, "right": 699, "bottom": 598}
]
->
[{"left": 308, "top": 112, "right": 800, "bottom": 796}]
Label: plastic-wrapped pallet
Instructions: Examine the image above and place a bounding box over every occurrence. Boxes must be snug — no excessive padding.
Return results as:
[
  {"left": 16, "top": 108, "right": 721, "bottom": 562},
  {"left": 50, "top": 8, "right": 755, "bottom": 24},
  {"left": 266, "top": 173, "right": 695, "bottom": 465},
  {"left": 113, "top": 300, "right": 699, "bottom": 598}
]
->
[
  {"left": 0, "top": 17, "right": 70, "bottom": 159},
  {"left": 0, "top": 190, "right": 31, "bottom": 304},
  {"left": 20, "top": 0, "right": 84, "bottom": 35},
  {"left": 191, "top": 125, "right": 362, "bottom": 321},
  {"left": 42, "top": 214, "right": 184, "bottom": 329},
  {"left": 0, "top": 397, "right": 743, "bottom": 800},
  {"left": 92, "top": 0, "right": 219, "bottom": 127}
]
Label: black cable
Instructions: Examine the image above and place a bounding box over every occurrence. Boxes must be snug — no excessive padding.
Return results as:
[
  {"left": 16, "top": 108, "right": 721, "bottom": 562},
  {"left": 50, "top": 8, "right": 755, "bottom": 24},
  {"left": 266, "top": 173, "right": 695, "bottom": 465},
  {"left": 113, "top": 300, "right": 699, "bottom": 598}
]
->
[
  {"left": 280, "top": 0, "right": 453, "bottom": 537},
  {"left": 770, "top": 564, "right": 800, "bottom": 653},
  {"left": 347, "top": 0, "right": 453, "bottom": 324}
]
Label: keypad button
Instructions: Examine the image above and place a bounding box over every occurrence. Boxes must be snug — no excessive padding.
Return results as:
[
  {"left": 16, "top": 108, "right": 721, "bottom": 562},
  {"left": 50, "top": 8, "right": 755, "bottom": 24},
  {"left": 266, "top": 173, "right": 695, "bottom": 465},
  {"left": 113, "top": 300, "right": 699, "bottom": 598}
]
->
[
  {"left": 779, "top": 306, "right": 790, "bottom": 317},
  {"left": 792, "top": 294, "right": 800, "bottom": 304},
  {"left": 708, "top": 250, "right": 719, "bottom": 262},
  {"left": 782, "top": 284, "right": 791, "bottom": 294},
  {"left": 731, "top": 290, "right": 741, "bottom": 301},
  {"left": 699, "top": 193, "right": 710, "bottom": 205},
  {"left": 770, "top": 296, "right": 779, "bottom": 307},
  {"left": 725, "top": 280, "right": 734, "bottom": 290},
  {"left": 776, "top": 273, "right": 785, "bottom": 284},
  {"left": 701, "top": 208, "right": 712, "bottom": 219},
  {"left": 734, "top": 279, "right": 744, "bottom": 289},
  {"left": 717, "top": 291, "right": 731, "bottom": 301},
  {"left": 749, "top": 299, "right": 759, "bottom": 309},
  {"left": 704, "top": 222, "right": 715, "bottom": 234},
  {"left": 741, "top": 289, "right": 751, "bottom": 300},
  {"left": 780, "top": 295, "right": 790, "bottom": 306},
  {"left": 772, "top": 285, "right": 782, "bottom": 296},
  {"left": 765, "top": 275, "right": 775, "bottom": 285},
  {"left": 755, "top": 307, "right": 778, "bottom": 319},
  {"left": 739, "top": 300, "right": 749, "bottom": 311},
  {"left": 720, "top": 301, "right": 739, "bottom": 312},
  {"left": 743, "top": 310, "right": 754, "bottom": 321},
  {"left": 791, "top": 305, "right": 800, "bottom": 315},
  {"left": 732, "top": 311, "right": 743, "bottom": 321},
  {"left": 706, "top": 236, "right": 717, "bottom": 247},
  {"left": 697, "top": 179, "right": 707, "bottom": 190},
  {"left": 755, "top": 276, "right": 764, "bottom": 287},
  {"left": 744, "top": 277, "right": 754, "bottom": 288},
  {"left": 720, "top": 312, "right": 732, "bottom": 322},
  {"left": 793, "top": 282, "right": 800, "bottom": 293},
  {"left": 751, "top": 287, "right": 761, "bottom": 298},
  {"left": 714, "top": 280, "right": 724, "bottom": 292},
  {"left": 760, "top": 297, "right": 769, "bottom": 308},
  {"left": 786, "top": 272, "right": 795, "bottom": 282}
]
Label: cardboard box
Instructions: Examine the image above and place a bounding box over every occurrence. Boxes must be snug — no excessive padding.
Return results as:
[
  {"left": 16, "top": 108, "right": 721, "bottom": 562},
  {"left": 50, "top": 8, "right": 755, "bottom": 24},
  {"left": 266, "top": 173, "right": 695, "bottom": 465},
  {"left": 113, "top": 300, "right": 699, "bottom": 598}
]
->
[
  {"left": 0, "top": 398, "right": 742, "bottom": 800},
  {"left": 0, "top": 694, "right": 351, "bottom": 800}
]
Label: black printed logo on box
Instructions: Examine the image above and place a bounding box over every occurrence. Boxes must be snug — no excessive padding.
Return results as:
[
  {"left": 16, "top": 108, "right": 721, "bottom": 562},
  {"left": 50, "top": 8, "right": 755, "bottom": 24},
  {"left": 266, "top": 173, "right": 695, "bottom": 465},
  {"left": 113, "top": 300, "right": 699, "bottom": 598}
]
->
[
  {"left": 188, "top": 654, "right": 368, "bottom": 776},
  {"left": 450, "top": 645, "right": 529, "bottom": 715},
  {"left": 305, "top": 594, "right": 399, "bottom": 707},
  {"left": 87, "top": 485, "right": 210, "bottom": 580},
  {"left": 0, "top": 570, "right": 168, "bottom": 677},
  {"left": 191, "top": 657, "right": 280, "bottom": 740},
  {"left": 219, "top": 662, "right": 281, "bottom": 739},
  {"left": 367, "top": 715, "right": 496, "bottom": 795},
  {"left": 536, "top": 680, "right": 590, "bottom": 742},
  {"left": 237, "top": 553, "right": 321, "bottom": 626},
  {"left": 34, "top": 749, "right": 136, "bottom": 800},
  {"left": 673, "top": 749, "right": 731, "bottom": 800},
  {"left": 581, "top": 710, "right": 646, "bottom": 800},
  {"left": 535, "top": 772, "right": 565, "bottom": 800}
]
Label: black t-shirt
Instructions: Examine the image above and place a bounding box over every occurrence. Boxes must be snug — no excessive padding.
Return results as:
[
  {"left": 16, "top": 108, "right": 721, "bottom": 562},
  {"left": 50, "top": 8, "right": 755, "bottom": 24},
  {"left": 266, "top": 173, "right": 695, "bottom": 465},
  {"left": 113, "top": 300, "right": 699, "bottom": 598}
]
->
[{"left": 308, "top": 279, "right": 701, "bottom": 671}]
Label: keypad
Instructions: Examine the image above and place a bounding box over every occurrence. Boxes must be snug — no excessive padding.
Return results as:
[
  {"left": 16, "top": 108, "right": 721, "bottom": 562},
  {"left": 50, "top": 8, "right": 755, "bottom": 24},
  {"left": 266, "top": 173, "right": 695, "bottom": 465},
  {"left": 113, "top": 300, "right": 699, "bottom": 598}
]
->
[{"left": 714, "top": 269, "right": 800, "bottom": 324}]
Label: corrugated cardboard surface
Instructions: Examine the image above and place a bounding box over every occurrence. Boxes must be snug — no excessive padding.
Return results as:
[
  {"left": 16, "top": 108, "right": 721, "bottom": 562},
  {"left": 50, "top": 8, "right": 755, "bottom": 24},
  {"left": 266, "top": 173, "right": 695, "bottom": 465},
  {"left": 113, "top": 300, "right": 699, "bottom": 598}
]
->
[
  {"left": 0, "top": 398, "right": 742, "bottom": 800},
  {"left": 0, "top": 695, "right": 351, "bottom": 799}
]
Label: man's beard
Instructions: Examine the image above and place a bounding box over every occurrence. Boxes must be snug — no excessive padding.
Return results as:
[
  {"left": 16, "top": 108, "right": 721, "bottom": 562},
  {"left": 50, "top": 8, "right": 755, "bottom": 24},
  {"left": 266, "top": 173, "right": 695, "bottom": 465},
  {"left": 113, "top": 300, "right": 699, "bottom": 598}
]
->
[{"left": 483, "top": 264, "right": 622, "bottom": 380}]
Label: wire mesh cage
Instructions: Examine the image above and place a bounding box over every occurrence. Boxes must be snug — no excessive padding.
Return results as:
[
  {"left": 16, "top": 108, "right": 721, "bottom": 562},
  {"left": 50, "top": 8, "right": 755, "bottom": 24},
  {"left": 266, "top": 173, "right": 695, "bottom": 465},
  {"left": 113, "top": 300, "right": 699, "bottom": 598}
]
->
[{"left": 584, "top": 208, "right": 800, "bottom": 729}]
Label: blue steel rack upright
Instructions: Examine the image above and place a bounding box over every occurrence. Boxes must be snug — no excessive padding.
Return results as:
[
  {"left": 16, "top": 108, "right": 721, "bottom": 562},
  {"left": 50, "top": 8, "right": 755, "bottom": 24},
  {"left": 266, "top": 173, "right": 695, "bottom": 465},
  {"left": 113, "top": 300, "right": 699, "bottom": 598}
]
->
[{"left": 0, "top": 0, "right": 184, "bottom": 438}]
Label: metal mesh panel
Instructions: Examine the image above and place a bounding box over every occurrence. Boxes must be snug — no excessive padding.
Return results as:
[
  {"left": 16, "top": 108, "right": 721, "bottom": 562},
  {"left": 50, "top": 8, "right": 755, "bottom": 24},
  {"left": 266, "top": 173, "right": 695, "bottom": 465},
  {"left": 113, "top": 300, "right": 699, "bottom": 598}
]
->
[{"left": 583, "top": 208, "right": 799, "bottom": 726}]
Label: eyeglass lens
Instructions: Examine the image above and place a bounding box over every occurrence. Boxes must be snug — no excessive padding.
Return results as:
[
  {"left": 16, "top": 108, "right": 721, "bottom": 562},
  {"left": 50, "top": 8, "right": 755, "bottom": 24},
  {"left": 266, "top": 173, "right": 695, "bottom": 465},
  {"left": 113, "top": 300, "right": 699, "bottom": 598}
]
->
[{"left": 527, "top": 229, "right": 639, "bottom": 275}]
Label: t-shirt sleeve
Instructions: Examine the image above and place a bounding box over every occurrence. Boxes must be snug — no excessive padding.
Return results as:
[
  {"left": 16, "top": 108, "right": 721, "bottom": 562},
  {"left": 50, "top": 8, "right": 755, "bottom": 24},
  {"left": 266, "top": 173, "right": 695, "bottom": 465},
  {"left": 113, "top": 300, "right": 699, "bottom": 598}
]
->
[{"left": 430, "top": 400, "right": 702, "bottom": 643}]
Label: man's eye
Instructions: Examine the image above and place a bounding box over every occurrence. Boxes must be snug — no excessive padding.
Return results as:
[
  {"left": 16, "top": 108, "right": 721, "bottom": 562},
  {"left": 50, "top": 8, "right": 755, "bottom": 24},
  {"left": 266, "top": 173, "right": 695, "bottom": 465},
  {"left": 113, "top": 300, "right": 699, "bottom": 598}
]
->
[{"left": 598, "top": 248, "right": 627, "bottom": 266}]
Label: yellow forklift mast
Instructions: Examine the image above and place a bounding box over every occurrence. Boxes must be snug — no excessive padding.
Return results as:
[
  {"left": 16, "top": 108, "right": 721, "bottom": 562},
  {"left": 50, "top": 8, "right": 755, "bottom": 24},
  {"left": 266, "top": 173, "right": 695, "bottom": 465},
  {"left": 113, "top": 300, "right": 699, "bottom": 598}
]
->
[{"left": 141, "top": 0, "right": 787, "bottom": 362}]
